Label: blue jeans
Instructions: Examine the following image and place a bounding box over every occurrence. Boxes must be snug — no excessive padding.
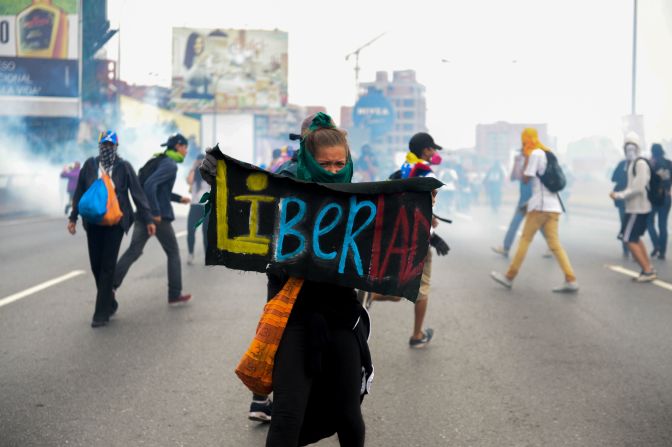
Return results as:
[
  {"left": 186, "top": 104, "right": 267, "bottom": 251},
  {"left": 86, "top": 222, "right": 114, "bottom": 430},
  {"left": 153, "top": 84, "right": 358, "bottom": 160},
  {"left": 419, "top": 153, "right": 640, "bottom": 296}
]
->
[
  {"left": 647, "top": 195, "right": 671, "bottom": 256},
  {"left": 503, "top": 205, "right": 526, "bottom": 251}
]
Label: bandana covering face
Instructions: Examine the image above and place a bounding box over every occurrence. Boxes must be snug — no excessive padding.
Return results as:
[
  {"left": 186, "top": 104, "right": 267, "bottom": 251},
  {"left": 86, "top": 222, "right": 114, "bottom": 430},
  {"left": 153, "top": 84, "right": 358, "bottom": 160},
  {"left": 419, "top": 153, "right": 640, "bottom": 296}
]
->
[
  {"left": 624, "top": 143, "right": 639, "bottom": 162},
  {"left": 521, "top": 128, "right": 551, "bottom": 157},
  {"left": 165, "top": 149, "right": 185, "bottom": 163},
  {"left": 98, "top": 144, "right": 117, "bottom": 172},
  {"left": 296, "top": 112, "right": 353, "bottom": 183}
]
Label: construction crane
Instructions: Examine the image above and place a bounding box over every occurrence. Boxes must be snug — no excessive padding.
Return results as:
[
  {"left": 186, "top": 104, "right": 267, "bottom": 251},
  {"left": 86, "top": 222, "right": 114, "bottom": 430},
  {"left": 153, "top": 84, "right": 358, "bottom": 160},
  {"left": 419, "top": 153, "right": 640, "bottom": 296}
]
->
[{"left": 345, "top": 32, "right": 386, "bottom": 97}]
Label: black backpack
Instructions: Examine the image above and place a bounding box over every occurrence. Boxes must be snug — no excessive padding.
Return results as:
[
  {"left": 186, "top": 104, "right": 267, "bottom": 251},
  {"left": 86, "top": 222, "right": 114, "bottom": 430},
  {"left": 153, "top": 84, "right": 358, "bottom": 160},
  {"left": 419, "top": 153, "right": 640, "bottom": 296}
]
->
[
  {"left": 538, "top": 151, "right": 566, "bottom": 193},
  {"left": 138, "top": 154, "right": 166, "bottom": 187},
  {"left": 633, "top": 157, "right": 665, "bottom": 207}
]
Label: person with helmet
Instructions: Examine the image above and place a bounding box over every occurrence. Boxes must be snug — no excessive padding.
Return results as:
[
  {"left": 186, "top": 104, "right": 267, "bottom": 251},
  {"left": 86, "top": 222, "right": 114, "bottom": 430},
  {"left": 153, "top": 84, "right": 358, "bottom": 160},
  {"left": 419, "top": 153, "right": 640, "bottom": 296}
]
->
[{"left": 67, "top": 131, "right": 156, "bottom": 328}]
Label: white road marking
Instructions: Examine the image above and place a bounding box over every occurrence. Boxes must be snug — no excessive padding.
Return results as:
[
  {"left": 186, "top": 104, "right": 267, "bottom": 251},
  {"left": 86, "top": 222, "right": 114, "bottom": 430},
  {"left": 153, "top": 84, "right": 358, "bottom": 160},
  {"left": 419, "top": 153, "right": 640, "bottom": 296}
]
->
[
  {"left": 175, "top": 230, "right": 187, "bottom": 238},
  {"left": 605, "top": 264, "right": 672, "bottom": 292},
  {"left": 0, "top": 270, "right": 86, "bottom": 309}
]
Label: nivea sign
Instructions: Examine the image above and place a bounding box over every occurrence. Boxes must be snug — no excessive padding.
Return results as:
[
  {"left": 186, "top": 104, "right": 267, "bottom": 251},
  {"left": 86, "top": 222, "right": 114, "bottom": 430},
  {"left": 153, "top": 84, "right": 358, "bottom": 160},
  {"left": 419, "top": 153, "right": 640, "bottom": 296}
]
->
[{"left": 352, "top": 87, "right": 395, "bottom": 139}]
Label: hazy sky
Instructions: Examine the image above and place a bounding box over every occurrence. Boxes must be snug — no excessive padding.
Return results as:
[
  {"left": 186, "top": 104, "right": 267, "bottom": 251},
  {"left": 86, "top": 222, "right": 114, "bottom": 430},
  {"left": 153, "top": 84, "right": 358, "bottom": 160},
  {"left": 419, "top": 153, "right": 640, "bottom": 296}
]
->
[{"left": 107, "top": 0, "right": 672, "bottom": 151}]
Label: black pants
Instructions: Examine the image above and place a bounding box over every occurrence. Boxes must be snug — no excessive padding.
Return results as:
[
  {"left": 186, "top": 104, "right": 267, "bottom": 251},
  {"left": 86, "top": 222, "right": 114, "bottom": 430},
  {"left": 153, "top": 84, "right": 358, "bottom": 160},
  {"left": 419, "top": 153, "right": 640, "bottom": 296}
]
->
[
  {"left": 267, "top": 325, "right": 365, "bottom": 447},
  {"left": 114, "top": 220, "right": 182, "bottom": 300},
  {"left": 187, "top": 204, "right": 209, "bottom": 255},
  {"left": 85, "top": 224, "right": 124, "bottom": 320}
]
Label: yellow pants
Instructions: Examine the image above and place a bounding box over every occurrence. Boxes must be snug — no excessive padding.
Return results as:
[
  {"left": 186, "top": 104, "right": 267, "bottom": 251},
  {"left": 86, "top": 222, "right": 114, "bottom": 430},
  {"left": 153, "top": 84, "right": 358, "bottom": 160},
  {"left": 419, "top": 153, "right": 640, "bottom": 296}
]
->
[{"left": 506, "top": 211, "right": 576, "bottom": 282}]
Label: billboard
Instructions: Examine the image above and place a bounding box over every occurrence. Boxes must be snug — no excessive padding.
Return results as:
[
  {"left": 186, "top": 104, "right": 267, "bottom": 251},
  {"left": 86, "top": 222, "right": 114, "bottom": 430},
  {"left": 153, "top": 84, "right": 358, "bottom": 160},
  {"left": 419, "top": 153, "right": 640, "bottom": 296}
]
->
[
  {"left": 171, "top": 28, "right": 288, "bottom": 114},
  {"left": 353, "top": 87, "right": 395, "bottom": 140},
  {"left": 0, "top": 0, "right": 79, "bottom": 99}
]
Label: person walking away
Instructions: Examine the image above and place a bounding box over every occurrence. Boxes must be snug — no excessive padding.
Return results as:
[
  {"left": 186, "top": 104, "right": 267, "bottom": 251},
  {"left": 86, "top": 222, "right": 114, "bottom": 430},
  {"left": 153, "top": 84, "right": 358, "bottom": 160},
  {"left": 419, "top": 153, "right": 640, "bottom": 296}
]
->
[
  {"left": 609, "top": 133, "right": 656, "bottom": 281},
  {"left": 647, "top": 143, "right": 671, "bottom": 260},
  {"left": 492, "top": 148, "right": 532, "bottom": 257},
  {"left": 113, "top": 133, "right": 192, "bottom": 304},
  {"left": 490, "top": 128, "right": 578, "bottom": 293},
  {"left": 611, "top": 156, "right": 630, "bottom": 257},
  {"left": 186, "top": 153, "right": 210, "bottom": 265},
  {"left": 61, "top": 161, "right": 81, "bottom": 215},
  {"left": 67, "top": 131, "right": 155, "bottom": 327}
]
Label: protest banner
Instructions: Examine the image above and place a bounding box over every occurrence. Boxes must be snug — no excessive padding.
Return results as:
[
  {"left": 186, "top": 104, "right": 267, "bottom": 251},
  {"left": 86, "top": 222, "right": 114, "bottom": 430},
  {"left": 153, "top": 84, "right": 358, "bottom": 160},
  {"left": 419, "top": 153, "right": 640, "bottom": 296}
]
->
[{"left": 206, "top": 146, "right": 442, "bottom": 300}]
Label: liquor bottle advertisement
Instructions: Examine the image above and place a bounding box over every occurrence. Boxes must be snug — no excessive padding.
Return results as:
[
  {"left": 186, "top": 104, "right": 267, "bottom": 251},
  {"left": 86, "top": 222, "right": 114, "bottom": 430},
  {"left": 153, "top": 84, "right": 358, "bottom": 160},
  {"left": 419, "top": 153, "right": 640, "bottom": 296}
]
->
[{"left": 0, "top": 0, "right": 79, "bottom": 98}]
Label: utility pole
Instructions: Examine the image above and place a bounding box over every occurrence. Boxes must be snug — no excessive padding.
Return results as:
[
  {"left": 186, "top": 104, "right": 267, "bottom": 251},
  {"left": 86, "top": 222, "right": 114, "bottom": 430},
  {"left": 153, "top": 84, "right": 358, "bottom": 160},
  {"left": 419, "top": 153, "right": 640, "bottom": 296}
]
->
[
  {"left": 345, "top": 32, "right": 386, "bottom": 100},
  {"left": 631, "top": 0, "right": 638, "bottom": 115}
]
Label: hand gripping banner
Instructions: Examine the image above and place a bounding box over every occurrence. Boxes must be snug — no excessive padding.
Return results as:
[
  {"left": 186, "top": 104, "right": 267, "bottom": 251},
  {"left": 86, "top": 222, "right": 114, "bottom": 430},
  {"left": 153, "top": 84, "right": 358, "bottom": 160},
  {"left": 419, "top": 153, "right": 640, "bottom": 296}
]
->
[{"left": 205, "top": 147, "right": 442, "bottom": 301}]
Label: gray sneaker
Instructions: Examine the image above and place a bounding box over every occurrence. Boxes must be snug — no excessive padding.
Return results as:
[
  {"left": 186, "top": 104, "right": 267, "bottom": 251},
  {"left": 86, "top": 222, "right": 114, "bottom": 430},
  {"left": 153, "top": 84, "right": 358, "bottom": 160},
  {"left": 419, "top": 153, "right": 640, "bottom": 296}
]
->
[
  {"left": 490, "top": 271, "right": 513, "bottom": 289},
  {"left": 491, "top": 246, "right": 509, "bottom": 257},
  {"left": 552, "top": 282, "right": 579, "bottom": 293},
  {"left": 409, "top": 328, "right": 434, "bottom": 349}
]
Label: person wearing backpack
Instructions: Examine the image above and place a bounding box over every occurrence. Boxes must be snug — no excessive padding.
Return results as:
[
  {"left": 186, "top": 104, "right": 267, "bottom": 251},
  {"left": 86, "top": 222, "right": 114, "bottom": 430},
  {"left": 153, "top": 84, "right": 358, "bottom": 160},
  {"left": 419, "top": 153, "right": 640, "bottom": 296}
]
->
[
  {"left": 490, "top": 128, "right": 578, "bottom": 293},
  {"left": 611, "top": 156, "right": 631, "bottom": 258},
  {"left": 113, "top": 133, "right": 193, "bottom": 305},
  {"left": 67, "top": 131, "right": 156, "bottom": 328},
  {"left": 647, "top": 143, "right": 671, "bottom": 260},
  {"left": 609, "top": 133, "right": 656, "bottom": 282}
]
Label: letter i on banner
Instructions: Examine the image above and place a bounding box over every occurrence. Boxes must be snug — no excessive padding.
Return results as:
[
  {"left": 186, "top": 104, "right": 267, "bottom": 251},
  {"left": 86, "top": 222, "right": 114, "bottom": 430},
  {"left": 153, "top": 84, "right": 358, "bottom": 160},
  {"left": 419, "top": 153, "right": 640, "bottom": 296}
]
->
[{"left": 216, "top": 161, "right": 273, "bottom": 255}]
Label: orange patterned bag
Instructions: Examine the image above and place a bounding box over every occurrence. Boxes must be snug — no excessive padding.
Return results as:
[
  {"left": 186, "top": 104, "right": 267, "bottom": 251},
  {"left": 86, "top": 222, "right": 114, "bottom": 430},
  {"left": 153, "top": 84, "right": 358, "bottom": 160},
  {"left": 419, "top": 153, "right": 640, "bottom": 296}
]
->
[
  {"left": 99, "top": 171, "right": 123, "bottom": 225},
  {"left": 235, "top": 277, "right": 304, "bottom": 395}
]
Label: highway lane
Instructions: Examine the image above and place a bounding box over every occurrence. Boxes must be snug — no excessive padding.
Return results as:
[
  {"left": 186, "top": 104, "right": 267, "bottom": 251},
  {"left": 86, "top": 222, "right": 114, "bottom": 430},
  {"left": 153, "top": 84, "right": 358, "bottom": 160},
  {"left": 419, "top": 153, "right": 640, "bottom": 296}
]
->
[{"left": 1, "top": 208, "right": 671, "bottom": 446}]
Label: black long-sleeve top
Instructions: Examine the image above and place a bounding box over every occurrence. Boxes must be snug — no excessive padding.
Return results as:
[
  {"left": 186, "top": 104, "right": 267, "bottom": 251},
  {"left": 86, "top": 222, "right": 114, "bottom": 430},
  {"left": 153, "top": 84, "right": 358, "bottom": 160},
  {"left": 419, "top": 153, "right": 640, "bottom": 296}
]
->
[{"left": 68, "top": 156, "right": 153, "bottom": 233}]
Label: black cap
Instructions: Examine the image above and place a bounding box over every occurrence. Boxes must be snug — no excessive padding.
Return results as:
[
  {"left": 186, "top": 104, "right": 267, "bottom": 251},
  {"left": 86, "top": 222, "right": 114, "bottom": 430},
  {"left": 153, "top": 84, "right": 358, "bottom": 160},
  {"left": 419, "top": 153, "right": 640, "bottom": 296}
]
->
[
  {"left": 161, "top": 133, "right": 188, "bottom": 148},
  {"left": 409, "top": 132, "right": 442, "bottom": 156}
]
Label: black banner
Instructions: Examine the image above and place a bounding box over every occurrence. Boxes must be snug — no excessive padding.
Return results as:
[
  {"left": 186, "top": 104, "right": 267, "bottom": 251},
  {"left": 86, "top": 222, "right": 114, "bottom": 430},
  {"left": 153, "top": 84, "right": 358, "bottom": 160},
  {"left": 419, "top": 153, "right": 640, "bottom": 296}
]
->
[{"left": 206, "top": 148, "right": 442, "bottom": 300}]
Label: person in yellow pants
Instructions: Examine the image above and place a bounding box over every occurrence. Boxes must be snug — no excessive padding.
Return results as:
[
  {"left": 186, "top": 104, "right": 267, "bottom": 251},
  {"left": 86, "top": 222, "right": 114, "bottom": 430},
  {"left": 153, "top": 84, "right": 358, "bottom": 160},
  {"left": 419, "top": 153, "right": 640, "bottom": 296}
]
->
[{"left": 490, "top": 128, "right": 579, "bottom": 293}]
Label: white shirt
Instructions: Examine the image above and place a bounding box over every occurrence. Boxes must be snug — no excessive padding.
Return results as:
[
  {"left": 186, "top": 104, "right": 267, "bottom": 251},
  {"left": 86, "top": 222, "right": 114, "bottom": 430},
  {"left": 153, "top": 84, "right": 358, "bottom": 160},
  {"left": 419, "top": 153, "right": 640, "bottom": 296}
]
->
[
  {"left": 613, "top": 158, "right": 651, "bottom": 214},
  {"left": 524, "top": 149, "right": 563, "bottom": 213}
]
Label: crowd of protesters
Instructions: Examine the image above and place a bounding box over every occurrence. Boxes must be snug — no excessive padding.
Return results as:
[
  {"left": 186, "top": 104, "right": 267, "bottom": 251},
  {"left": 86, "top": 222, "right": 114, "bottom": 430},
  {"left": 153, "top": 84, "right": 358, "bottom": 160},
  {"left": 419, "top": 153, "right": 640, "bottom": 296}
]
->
[{"left": 60, "top": 116, "right": 669, "bottom": 447}]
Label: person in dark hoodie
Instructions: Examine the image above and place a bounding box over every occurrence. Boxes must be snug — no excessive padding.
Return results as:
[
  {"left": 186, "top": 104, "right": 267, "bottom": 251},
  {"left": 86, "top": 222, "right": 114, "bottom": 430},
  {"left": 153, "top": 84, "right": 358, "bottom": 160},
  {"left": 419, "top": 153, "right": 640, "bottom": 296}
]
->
[
  {"left": 113, "top": 133, "right": 192, "bottom": 305},
  {"left": 67, "top": 131, "right": 156, "bottom": 328},
  {"left": 647, "top": 143, "right": 671, "bottom": 260}
]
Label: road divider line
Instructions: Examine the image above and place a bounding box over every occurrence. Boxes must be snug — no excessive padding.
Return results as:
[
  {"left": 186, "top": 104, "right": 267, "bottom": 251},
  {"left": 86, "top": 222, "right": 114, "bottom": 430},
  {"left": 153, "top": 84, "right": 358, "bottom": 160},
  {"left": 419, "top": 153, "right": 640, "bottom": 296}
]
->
[
  {"left": 175, "top": 230, "right": 187, "bottom": 238},
  {"left": 605, "top": 264, "right": 672, "bottom": 292},
  {"left": 0, "top": 270, "right": 86, "bottom": 309}
]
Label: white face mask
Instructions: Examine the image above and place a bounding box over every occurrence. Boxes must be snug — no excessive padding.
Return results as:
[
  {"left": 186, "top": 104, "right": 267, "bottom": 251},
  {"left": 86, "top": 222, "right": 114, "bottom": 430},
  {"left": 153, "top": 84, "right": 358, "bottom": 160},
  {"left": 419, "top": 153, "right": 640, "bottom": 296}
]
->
[{"left": 624, "top": 143, "right": 638, "bottom": 161}]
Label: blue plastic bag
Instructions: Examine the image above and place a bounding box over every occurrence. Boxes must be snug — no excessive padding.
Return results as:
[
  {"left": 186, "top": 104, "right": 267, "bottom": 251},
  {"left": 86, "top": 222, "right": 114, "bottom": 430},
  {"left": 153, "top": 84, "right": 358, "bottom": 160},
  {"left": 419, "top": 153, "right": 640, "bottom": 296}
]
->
[{"left": 78, "top": 178, "right": 108, "bottom": 224}]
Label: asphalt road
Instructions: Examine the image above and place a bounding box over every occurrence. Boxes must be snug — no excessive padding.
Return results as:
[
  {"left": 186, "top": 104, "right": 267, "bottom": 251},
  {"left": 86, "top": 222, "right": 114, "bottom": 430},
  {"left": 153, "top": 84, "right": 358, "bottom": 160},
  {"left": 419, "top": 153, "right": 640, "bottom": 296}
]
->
[{"left": 1, "top": 206, "right": 671, "bottom": 447}]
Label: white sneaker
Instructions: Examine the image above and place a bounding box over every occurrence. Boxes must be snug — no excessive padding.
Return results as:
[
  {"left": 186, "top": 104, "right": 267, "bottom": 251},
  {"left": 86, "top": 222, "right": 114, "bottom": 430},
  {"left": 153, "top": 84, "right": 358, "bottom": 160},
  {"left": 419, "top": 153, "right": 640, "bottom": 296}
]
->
[
  {"left": 634, "top": 271, "right": 657, "bottom": 283},
  {"left": 552, "top": 282, "right": 579, "bottom": 293},
  {"left": 187, "top": 254, "right": 194, "bottom": 265},
  {"left": 490, "top": 271, "right": 513, "bottom": 289}
]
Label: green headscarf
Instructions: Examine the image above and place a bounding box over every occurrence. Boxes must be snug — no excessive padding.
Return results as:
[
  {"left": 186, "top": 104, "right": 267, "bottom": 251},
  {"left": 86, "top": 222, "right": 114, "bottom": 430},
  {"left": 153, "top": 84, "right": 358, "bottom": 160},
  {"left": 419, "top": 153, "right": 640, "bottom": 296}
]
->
[
  {"left": 164, "top": 149, "right": 185, "bottom": 163},
  {"left": 296, "top": 112, "right": 353, "bottom": 183}
]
